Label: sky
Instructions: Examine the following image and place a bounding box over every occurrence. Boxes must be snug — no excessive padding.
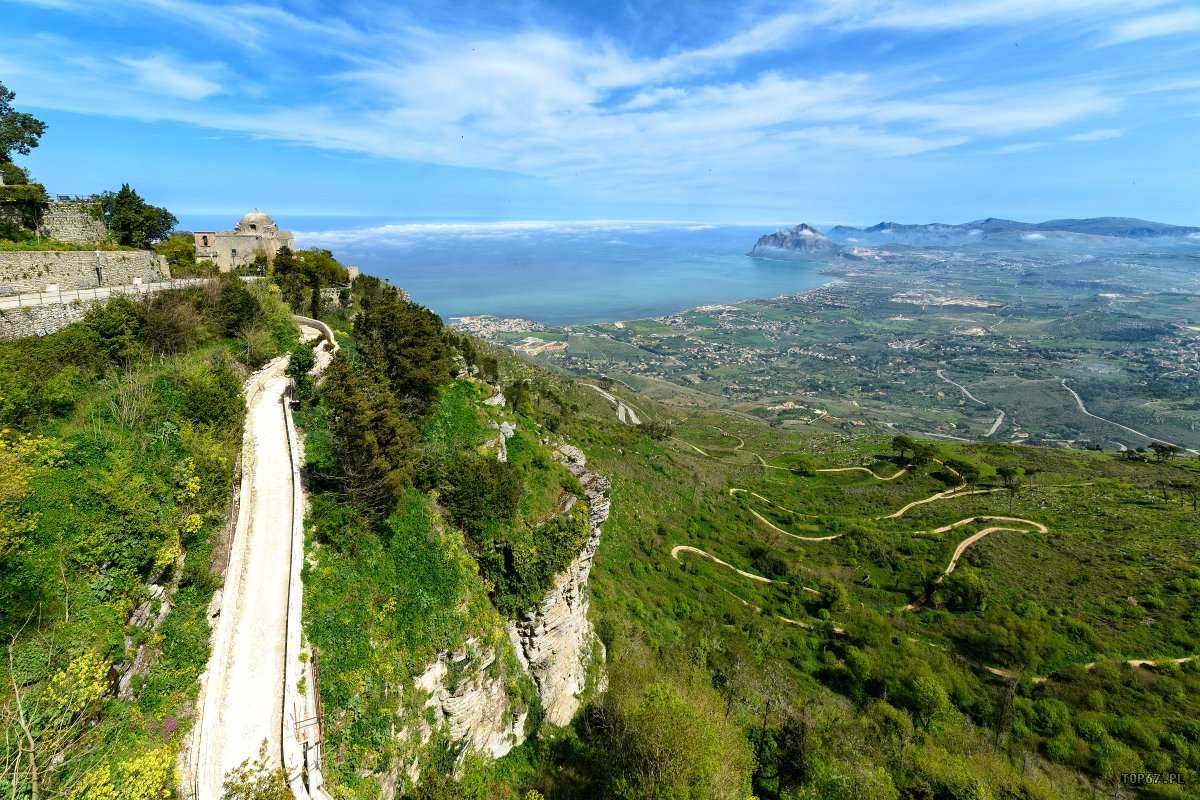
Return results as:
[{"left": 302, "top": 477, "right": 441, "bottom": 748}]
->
[{"left": 2, "top": 0, "right": 1199, "bottom": 225}]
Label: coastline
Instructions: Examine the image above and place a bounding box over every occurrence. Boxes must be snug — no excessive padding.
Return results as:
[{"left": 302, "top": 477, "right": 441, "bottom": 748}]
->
[{"left": 450, "top": 272, "right": 847, "bottom": 334}]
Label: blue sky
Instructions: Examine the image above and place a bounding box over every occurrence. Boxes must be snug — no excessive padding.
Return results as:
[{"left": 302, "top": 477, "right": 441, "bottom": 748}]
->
[{"left": 3, "top": 0, "right": 1199, "bottom": 225}]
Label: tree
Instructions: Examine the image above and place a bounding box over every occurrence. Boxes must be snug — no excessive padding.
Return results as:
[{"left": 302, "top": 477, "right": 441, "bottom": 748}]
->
[
  {"left": 319, "top": 352, "right": 417, "bottom": 512},
  {"left": 0, "top": 162, "right": 32, "bottom": 186},
  {"left": 997, "top": 465, "right": 1023, "bottom": 512},
  {"left": 938, "top": 566, "right": 989, "bottom": 611},
  {"left": 286, "top": 344, "right": 316, "bottom": 406},
  {"left": 221, "top": 741, "right": 290, "bottom": 800},
  {"left": 943, "top": 457, "right": 979, "bottom": 487},
  {"left": 641, "top": 418, "right": 675, "bottom": 441},
  {"left": 891, "top": 435, "right": 916, "bottom": 459},
  {"left": 911, "top": 675, "right": 949, "bottom": 730},
  {"left": 0, "top": 82, "right": 46, "bottom": 164},
  {"left": 100, "top": 184, "right": 177, "bottom": 248},
  {"left": 354, "top": 289, "right": 453, "bottom": 407},
  {"left": 1149, "top": 441, "right": 1181, "bottom": 462}
]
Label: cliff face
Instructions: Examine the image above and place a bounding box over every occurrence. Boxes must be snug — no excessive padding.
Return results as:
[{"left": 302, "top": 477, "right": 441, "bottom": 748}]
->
[
  {"left": 507, "top": 444, "right": 610, "bottom": 726},
  {"left": 413, "top": 639, "right": 529, "bottom": 757},
  {"left": 750, "top": 223, "right": 841, "bottom": 258},
  {"left": 393, "top": 441, "right": 609, "bottom": 792}
]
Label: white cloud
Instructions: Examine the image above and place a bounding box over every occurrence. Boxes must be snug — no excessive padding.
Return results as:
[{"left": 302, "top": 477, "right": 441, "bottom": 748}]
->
[
  {"left": 6, "top": 0, "right": 1186, "bottom": 208},
  {"left": 1065, "top": 128, "right": 1127, "bottom": 141},
  {"left": 809, "top": 0, "right": 1172, "bottom": 31},
  {"left": 118, "top": 54, "right": 224, "bottom": 99},
  {"left": 1107, "top": 9, "right": 1200, "bottom": 43}
]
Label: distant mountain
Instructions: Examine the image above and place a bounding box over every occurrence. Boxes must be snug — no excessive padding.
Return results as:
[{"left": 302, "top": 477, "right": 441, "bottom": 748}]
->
[
  {"left": 750, "top": 223, "right": 842, "bottom": 259},
  {"left": 823, "top": 216, "right": 1200, "bottom": 247}
]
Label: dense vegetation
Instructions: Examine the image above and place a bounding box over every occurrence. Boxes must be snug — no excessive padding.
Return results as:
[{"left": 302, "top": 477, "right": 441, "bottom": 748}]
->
[
  {"left": 0, "top": 276, "right": 296, "bottom": 798},
  {"left": 399, "top": 343, "right": 1200, "bottom": 800}
]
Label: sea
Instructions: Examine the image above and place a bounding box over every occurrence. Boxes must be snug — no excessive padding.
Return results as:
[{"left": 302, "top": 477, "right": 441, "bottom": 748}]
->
[{"left": 179, "top": 217, "right": 826, "bottom": 326}]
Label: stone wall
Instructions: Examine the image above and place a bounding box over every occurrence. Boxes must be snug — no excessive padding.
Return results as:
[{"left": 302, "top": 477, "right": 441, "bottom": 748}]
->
[
  {"left": 0, "top": 200, "right": 107, "bottom": 245},
  {"left": 0, "top": 250, "right": 167, "bottom": 294},
  {"left": 0, "top": 299, "right": 93, "bottom": 339},
  {"left": 41, "top": 202, "right": 107, "bottom": 245}
]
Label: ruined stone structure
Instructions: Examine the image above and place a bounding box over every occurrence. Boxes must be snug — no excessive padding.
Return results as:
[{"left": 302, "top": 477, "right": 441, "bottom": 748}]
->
[{"left": 194, "top": 210, "right": 295, "bottom": 272}]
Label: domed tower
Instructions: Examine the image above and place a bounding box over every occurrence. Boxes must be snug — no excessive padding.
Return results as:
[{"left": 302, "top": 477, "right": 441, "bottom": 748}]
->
[
  {"left": 234, "top": 209, "right": 279, "bottom": 236},
  {"left": 194, "top": 209, "right": 295, "bottom": 272}
]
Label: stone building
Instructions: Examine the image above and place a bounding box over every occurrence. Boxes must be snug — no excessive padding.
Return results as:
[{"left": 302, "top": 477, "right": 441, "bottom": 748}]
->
[{"left": 194, "top": 209, "right": 295, "bottom": 272}]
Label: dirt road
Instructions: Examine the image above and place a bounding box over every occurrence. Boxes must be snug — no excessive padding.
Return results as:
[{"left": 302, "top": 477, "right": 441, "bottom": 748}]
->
[
  {"left": 191, "top": 355, "right": 296, "bottom": 800},
  {"left": 582, "top": 383, "right": 642, "bottom": 425}
]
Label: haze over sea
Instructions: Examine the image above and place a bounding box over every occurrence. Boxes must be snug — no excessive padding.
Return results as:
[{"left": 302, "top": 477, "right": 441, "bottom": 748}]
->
[{"left": 184, "top": 216, "right": 824, "bottom": 326}]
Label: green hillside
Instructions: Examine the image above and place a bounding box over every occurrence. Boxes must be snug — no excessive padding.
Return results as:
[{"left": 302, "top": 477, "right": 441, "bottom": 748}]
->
[{"left": 0, "top": 277, "right": 297, "bottom": 797}]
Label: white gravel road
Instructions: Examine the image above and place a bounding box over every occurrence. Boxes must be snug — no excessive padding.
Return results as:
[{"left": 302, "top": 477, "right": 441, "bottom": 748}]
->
[{"left": 191, "top": 355, "right": 295, "bottom": 799}]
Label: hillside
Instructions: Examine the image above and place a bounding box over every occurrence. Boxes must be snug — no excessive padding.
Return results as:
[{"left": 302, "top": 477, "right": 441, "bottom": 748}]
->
[
  {"left": 0, "top": 277, "right": 299, "bottom": 797},
  {"left": 2, "top": 262, "right": 1197, "bottom": 800},
  {"left": 457, "top": 349, "right": 1200, "bottom": 800}
]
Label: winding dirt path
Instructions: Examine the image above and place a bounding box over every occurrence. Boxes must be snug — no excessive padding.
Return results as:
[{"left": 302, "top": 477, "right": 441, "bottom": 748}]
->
[
  {"left": 901, "top": 516, "right": 1048, "bottom": 611},
  {"left": 671, "top": 545, "right": 776, "bottom": 583},
  {"left": 671, "top": 545, "right": 823, "bottom": 596},
  {"left": 817, "top": 463, "right": 912, "bottom": 480}
]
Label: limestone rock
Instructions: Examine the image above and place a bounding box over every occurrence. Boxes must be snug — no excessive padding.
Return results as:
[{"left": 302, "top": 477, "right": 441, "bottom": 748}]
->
[
  {"left": 750, "top": 223, "right": 842, "bottom": 259},
  {"left": 507, "top": 446, "right": 610, "bottom": 726}
]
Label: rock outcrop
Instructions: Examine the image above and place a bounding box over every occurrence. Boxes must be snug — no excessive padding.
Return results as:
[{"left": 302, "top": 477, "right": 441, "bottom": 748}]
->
[
  {"left": 750, "top": 223, "right": 842, "bottom": 259},
  {"left": 393, "top": 439, "right": 609, "bottom": 793},
  {"left": 507, "top": 444, "right": 610, "bottom": 725},
  {"left": 412, "top": 639, "right": 529, "bottom": 759}
]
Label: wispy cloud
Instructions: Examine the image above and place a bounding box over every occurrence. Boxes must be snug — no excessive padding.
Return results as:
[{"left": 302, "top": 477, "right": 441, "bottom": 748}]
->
[
  {"left": 1107, "top": 8, "right": 1200, "bottom": 43},
  {"left": 1065, "top": 128, "right": 1127, "bottom": 142},
  {"left": 4, "top": 0, "right": 1197, "bottom": 217},
  {"left": 117, "top": 54, "right": 225, "bottom": 99}
]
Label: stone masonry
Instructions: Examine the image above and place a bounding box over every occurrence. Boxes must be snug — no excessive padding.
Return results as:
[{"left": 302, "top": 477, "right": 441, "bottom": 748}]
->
[
  {"left": 0, "top": 299, "right": 93, "bottom": 340},
  {"left": 40, "top": 203, "right": 107, "bottom": 245},
  {"left": 0, "top": 200, "right": 107, "bottom": 245},
  {"left": 0, "top": 250, "right": 168, "bottom": 294}
]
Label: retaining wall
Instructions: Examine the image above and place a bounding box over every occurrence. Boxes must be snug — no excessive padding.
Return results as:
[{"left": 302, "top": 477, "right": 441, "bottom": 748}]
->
[
  {"left": 0, "top": 250, "right": 167, "bottom": 294},
  {"left": 0, "top": 200, "right": 107, "bottom": 245},
  {"left": 41, "top": 202, "right": 107, "bottom": 244},
  {"left": 0, "top": 300, "right": 93, "bottom": 339}
]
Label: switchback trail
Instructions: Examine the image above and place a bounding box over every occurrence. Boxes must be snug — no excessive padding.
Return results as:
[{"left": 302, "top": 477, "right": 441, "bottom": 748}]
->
[
  {"left": 582, "top": 382, "right": 642, "bottom": 425},
  {"left": 901, "top": 516, "right": 1049, "bottom": 611}
]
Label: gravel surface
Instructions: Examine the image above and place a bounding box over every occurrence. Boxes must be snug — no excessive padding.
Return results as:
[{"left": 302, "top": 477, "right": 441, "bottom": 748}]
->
[{"left": 192, "top": 355, "right": 294, "bottom": 799}]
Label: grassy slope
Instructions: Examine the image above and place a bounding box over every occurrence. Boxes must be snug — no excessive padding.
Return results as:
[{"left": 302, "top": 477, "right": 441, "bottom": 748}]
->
[{"left": 476, "top": 347, "right": 1200, "bottom": 799}]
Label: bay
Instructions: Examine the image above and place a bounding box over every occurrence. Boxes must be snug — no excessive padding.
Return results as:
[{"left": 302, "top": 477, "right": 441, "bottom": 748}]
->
[{"left": 180, "top": 217, "right": 825, "bottom": 326}]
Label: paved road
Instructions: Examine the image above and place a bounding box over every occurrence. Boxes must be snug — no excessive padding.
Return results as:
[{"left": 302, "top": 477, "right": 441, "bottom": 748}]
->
[
  {"left": 582, "top": 383, "right": 642, "bottom": 425},
  {"left": 1060, "top": 378, "right": 1197, "bottom": 454}
]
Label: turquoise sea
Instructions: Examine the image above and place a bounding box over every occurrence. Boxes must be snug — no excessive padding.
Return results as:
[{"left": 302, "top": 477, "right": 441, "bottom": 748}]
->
[{"left": 180, "top": 217, "right": 826, "bottom": 326}]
